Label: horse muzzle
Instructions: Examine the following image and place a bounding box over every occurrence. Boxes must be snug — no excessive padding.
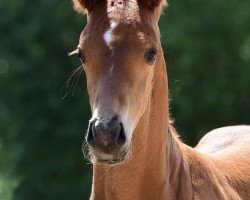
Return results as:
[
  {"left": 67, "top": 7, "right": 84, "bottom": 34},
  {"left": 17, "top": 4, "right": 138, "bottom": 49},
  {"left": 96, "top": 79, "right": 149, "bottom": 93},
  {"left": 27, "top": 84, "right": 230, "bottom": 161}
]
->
[{"left": 85, "top": 115, "right": 128, "bottom": 164}]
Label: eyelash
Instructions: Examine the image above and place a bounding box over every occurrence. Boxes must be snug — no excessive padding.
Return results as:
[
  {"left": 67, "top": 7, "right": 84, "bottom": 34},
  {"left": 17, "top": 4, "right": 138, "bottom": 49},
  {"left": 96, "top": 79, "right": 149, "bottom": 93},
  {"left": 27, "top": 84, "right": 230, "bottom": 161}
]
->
[{"left": 77, "top": 48, "right": 85, "bottom": 64}]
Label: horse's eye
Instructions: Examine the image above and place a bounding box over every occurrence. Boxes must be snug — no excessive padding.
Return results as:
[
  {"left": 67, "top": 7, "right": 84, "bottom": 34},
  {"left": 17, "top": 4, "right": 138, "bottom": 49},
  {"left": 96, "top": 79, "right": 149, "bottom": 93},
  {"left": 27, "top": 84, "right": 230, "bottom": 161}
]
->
[
  {"left": 78, "top": 48, "right": 86, "bottom": 64},
  {"left": 145, "top": 47, "right": 158, "bottom": 64}
]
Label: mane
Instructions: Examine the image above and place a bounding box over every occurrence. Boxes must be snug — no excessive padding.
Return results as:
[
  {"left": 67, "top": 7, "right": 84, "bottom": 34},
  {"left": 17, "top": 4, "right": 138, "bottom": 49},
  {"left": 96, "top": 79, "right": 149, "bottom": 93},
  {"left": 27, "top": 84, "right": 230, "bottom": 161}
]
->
[{"left": 169, "top": 117, "right": 183, "bottom": 142}]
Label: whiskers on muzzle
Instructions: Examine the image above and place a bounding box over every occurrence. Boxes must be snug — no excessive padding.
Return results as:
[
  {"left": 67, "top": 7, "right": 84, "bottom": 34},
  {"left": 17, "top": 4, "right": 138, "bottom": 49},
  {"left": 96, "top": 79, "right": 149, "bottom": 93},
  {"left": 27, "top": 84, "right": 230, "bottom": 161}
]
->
[{"left": 81, "top": 139, "right": 91, "bottom": 162}]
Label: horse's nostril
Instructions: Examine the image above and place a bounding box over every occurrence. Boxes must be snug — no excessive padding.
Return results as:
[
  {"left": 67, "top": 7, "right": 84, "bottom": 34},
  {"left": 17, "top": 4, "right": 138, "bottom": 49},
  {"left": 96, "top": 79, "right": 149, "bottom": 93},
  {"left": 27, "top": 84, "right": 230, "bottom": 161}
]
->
[
  {"left": 87, "top": 122, "right": 95, "bottom": 146},
  {"left": 87, "top": 117, "right": 126, "bottom": 149},
  {"left": 117, "top": 123, "right": 126, "bottom": 145}
]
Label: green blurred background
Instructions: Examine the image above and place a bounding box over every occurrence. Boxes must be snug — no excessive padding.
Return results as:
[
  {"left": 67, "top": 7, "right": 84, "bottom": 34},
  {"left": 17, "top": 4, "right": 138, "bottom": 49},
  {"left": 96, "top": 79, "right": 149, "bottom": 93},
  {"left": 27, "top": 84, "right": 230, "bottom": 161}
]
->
[{"left": 0, "top": 0, "right": 249, "bottom": 199}]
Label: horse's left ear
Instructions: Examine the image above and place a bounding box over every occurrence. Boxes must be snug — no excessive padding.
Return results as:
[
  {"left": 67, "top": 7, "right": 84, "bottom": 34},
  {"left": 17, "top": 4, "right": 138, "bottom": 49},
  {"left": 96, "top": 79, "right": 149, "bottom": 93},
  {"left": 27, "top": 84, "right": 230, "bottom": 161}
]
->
[
  {"left": 72, "top": 0, "right": 102, "bottom": 14},
  {"left": 138, "top": 0, "right": 167, "bottom": 10}
]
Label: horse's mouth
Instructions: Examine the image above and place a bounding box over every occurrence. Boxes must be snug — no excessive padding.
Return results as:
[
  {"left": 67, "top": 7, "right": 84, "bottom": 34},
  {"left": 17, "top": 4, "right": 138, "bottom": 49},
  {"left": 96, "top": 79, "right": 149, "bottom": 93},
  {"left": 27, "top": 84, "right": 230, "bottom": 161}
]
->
[
  {"left": 90, "top": 148, "right": 128, "bottom": 165},
  {"left": 97, "top": 157, "right": 126, "bottom": 165}
]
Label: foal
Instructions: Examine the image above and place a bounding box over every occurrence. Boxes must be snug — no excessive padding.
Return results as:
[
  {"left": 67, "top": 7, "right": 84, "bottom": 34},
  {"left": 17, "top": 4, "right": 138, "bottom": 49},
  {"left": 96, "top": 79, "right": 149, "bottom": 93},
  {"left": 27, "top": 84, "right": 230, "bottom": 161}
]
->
[{"left": 71, "top": 0, "right": 250, "bottom": 199}]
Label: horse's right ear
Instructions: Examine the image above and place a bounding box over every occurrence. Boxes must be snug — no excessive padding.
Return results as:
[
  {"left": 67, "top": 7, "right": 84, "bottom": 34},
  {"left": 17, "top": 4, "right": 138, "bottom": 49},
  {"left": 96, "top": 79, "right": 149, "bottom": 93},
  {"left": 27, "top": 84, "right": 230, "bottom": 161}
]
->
[{"left": 72, "top": 0, "right": 102, "bottom": 14}]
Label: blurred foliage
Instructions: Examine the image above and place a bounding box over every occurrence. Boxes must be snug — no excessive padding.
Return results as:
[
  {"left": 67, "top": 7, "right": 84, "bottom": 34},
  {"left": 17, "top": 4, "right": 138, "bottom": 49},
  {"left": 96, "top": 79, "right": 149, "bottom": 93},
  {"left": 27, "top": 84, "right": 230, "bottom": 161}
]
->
[
  {"left": 0, "top": 0, "right": 249, "bottom": 199},
  {"left": 162, "top": 0, "right": 250, "bottom": 145}
]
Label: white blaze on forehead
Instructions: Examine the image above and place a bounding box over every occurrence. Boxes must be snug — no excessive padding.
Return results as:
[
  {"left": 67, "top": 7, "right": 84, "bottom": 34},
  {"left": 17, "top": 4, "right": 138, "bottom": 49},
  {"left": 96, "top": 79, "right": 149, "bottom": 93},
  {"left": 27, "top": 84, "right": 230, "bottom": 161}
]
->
[{"left": 103, "top": 21, "right": 117, "bottom": 48}]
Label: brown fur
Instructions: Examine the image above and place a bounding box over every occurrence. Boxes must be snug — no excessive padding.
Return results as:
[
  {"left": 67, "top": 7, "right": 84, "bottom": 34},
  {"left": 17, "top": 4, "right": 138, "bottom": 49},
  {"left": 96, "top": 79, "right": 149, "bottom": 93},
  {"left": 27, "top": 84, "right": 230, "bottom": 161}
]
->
[{"left": 72, "top": 0, "right": 250, "bottom": 199}]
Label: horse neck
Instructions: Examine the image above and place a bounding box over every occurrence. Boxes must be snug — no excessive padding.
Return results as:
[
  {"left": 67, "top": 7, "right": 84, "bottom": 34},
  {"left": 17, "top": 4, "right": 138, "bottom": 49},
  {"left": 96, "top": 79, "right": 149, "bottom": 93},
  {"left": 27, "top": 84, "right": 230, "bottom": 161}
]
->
[{"left": 91, "top": 53, "right": 192, "bottom": 200}]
